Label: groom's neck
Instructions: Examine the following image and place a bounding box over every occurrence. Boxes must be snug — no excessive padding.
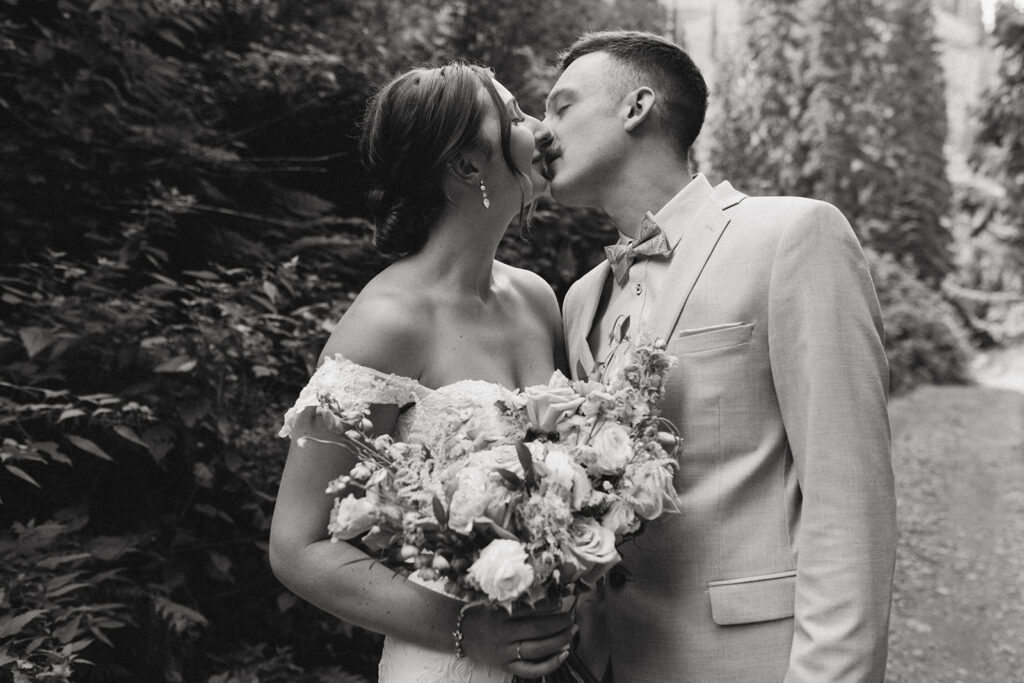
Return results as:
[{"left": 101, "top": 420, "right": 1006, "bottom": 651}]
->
[{"left": 603, "top": 155, "right": 691, "bottom": 238}]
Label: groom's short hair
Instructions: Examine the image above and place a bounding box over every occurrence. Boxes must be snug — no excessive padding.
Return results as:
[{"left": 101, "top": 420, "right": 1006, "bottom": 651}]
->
[{"left": 559, "top": 31, "right": 708, "bottom": 160}]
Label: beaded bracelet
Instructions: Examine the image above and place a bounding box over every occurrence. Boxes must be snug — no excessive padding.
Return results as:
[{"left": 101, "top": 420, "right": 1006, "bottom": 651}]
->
[{"left": 453, "top": 605, "right": 470, "bottom": 659}]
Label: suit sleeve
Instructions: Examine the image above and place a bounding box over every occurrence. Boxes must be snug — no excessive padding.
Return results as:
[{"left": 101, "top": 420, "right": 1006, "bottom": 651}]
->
[{"left": 767, "top": 203, "right": 897, "bottom": 683}]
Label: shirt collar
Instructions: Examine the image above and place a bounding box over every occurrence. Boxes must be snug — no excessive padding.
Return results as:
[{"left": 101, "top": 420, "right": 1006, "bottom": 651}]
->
[{"left": 616, "top": 174, "right": 715, "bottom": 250}]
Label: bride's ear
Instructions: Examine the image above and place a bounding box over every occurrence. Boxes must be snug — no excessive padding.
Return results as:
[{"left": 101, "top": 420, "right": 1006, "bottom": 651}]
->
[{"left": 447, "top": 152, "right": 481, "bottom": 186}]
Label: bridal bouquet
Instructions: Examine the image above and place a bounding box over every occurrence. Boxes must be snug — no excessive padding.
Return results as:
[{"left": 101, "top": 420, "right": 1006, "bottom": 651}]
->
[{"left": 303, "top": 332, "right": 681, "bottom": 613}]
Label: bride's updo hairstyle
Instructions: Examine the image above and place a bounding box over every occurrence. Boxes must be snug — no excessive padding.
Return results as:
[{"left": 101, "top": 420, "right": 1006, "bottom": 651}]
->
[{"left": 360, "top": 63, "right": 529, "bottom": 255}]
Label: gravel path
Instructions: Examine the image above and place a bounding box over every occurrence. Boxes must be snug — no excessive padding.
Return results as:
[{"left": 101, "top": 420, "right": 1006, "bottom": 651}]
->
[{"left": 886, "top": 381, "right": 1024, "bottom": 682}]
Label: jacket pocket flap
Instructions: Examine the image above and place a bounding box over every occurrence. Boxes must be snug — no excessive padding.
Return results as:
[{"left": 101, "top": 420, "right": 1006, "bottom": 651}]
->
[
  {"left": 707, "top": 570, "right": 796, "bottom": 626},
  {"left": 669, "top": 322, "right": 754, "bottom": 355}
]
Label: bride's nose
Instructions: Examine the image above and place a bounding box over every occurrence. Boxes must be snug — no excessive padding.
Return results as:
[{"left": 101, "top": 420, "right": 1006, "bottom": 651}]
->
[{"left": 524, "top": 116, "right": 553, "bottom": 152}]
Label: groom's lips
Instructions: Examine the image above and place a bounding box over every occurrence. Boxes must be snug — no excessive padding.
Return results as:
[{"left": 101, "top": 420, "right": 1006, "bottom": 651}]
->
[{"left": 540, "top": 153, "right": 560, "bottom": 180}]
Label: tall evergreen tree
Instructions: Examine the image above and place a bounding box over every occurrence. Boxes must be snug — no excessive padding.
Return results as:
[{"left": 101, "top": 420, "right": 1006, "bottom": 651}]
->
[
  {"left": 949, "top": 2, "right": 1024, "bottom": 341},
  {"left": 799, "top": 0, "right": 891, "bottom": 230},
  {"left": 870, "top": 0, "right": 954, "bottom": 285},
  {"left": 973, "top": 2, "right": 1024, "bottom": 257},
  {"left": 706, "top": 0, "right": 807, "bottom": 195}
]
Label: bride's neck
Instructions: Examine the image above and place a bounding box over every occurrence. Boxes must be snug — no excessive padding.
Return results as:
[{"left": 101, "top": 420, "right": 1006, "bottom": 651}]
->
[{"left": 415, "top": 207, "right": 509, "bottom": 299}]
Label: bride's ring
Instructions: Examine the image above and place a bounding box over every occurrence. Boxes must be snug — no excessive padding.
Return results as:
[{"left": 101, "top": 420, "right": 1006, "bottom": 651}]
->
[{"left": 516, "top": 641, "right": 523, "bottom": 661}]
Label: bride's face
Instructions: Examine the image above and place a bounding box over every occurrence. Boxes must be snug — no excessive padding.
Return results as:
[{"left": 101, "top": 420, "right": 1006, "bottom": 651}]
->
[{"left": 486, "top": 79, "right": 550, "bottom": 202}]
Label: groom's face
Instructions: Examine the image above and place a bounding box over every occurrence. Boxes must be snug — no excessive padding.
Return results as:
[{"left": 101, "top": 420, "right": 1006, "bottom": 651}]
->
[{"left": 543, "top": 52, "right": 627, "bottom": 207}]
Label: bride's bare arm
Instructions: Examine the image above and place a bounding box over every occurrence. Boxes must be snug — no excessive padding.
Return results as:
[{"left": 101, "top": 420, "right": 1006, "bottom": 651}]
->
[
  {"left": 269, "top": 291, "right": 574, "bottom": 676},
  {"left": 270, "top": 407, "right": 574, "bottom": 675},
  {"left": 270, "top": 403, "right": 459, "bottom": 646}
]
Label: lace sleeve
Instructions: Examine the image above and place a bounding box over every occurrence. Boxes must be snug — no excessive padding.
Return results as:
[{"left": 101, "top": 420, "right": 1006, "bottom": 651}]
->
[{"left": 279, "top": 354, "right": 426, "bottom": 439}]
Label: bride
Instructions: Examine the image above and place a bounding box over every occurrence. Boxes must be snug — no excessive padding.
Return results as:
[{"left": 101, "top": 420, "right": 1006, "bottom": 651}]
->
[{"left": 269, "top": 63, "right": 578, "bottom": 681}]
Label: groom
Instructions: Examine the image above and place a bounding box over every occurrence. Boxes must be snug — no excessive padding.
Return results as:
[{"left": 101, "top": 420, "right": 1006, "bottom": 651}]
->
[{"left": 542, "top": 32, "right": 897, "bottom": 681}]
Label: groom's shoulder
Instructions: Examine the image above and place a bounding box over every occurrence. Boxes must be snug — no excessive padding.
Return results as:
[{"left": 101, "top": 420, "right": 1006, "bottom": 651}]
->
[
  {"left": 724, "top": 190, "right": 839, "bottom": 217},
  {"left": 722, "top": 189, "right": 851, "bottom": 233}
]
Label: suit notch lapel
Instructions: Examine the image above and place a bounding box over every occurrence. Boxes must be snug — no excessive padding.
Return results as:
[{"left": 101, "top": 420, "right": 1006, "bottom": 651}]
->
[
  {"left": 648, "top": 204, "right": 732, "bottom": 343},
  {"left": 566, "top": 262, "right": 609, "bottom": 378}
]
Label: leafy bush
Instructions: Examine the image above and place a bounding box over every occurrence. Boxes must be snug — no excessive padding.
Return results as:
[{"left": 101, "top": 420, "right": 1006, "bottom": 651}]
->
[
  {"left": 867, "top": 251, "right": 972, "bottom": 396},
  {"left": 0, "top": 235, "right": 389, "bottom": 679},
  {"left": 0, "top": 516, "right": 133, "bottom": 682}
]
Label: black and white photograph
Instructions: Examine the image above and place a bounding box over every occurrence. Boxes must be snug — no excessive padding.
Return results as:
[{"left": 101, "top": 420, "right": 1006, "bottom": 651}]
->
[{"left": 2, "top": 1, "right": 1022, "bottom": 681}]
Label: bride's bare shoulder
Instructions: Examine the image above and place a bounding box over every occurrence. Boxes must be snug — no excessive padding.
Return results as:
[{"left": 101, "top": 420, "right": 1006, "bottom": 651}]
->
[
  {"left": 319, "top": 266, "right": 429, "bottom": 379},
  {"left": 496, "top": 261, "right": 559, "bottom": 322}
]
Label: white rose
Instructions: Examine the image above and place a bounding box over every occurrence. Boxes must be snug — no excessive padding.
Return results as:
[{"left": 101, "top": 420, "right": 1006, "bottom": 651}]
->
[
  {"left": 629, "top": 462, "right": 677, "bottom": 520},
  {"left": 524, "top": 377, "right": 586, "bottom": 433},
  {"left": 601, "top": 499, "right": 640, "bottom": 537},
  {"left": 447, "top": 466, "right": 510, "bottom": 533},
  {"left": 467, "top": 445, "right": 522, "bottom": 475},
  {"left": 541, "top": 449, "right": 593, "bottom": 511},
  {"left": 464, "top": 406, "right": 516, "bottom": 446},
  {"left": 568, "top": 518, "right": 620, "bottom": 567},
  {"left": 589, "top": 423, "right": 633, "bottom": 475},
  {"left": 468, "top": 539, "right": 535, "bottom": 604},
  {"left": 327, "top": 493, "right": 377, "bottom": 540},
  {"left": 540, "top": 449, "right": 575, "bottom": 489}
]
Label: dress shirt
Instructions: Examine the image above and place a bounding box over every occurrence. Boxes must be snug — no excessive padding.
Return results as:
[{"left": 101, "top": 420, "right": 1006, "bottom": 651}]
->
[{"left": 589, "top": 174, "right": 716, "bottom": 364}]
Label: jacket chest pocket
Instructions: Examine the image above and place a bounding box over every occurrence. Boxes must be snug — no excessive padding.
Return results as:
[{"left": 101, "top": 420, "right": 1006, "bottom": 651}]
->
[{"left": 667, "top": 322, "right": 754, "bottom": 355}]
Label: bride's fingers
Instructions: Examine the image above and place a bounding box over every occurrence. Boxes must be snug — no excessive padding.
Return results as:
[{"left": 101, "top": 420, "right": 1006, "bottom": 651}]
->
[
  {"left": 514, "top": 624, "right": 579, "bottom": 662},
  {"left": 515, "top": 596, "right": 570, "bottom": 615},
  {"left": 507, "top": 649, "right": 571, "bottom": 679},
  {"left": 504, "top": 612, "right": 574, "bottom": 642}
]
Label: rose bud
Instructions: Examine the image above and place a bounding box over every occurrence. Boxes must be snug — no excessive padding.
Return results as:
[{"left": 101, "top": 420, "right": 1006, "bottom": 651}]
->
[{"left": 656, "top": 431, "right": 679, "bottom": 448}]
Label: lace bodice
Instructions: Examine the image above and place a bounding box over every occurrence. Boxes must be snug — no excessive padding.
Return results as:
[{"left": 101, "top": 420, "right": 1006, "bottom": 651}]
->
[{"left": 280, "top": 354, "right": 528, "bottom": 461}]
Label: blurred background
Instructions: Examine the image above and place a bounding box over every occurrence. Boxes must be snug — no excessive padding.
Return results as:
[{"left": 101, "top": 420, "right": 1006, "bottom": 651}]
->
[{"left": 1, "top": 0, "right": 1022, "bottom": 681}]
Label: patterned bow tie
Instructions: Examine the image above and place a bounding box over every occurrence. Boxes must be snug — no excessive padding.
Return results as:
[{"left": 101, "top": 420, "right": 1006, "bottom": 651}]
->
[{"left": 604, "top": 212, "right": 671, "bottom": 285}]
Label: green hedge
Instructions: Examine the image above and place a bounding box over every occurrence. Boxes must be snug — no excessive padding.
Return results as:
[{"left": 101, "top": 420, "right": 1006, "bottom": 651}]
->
[{"left": 866, "top": 250, "right": 972, "bottom": 396}]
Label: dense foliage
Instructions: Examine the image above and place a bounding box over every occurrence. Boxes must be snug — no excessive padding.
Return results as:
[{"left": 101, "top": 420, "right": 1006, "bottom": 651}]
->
[
  {"left": 706, "top": 0, "right": 971, "bottom": 390},
  {"left": 0, "top": 0, "right": 648, "bottom": 680},
  {"left": 950, "top": 2, "right": 1024, "bottom": 344},
  {"left": 710, "top": 0, "right": 955, "bottom": 286}
]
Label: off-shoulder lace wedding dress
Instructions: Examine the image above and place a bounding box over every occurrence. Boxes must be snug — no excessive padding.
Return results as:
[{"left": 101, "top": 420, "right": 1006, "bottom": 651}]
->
[{"left": 281, "top": 355, "right": 523, "bottom": 683}]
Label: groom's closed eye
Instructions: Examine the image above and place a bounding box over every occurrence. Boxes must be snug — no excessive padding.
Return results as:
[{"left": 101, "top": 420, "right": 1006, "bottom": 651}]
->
[{"left": 545, "top": 88, "right": 575, "bottom": 117}]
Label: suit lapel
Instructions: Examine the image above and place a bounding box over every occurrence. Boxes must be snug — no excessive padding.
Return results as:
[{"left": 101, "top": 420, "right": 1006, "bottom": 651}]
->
[
  {"left": 566, "top": 261, "right": 610, "bottom": 378},
  {"left": 647, "top": 197, "right": 732, "bottom": 343}
]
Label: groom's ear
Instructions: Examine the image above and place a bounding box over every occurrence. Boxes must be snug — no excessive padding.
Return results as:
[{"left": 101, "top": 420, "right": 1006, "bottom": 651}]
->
[
  {"left": 622, "top": 87, "right": 656, "bottom": 133},
  {"left": 447, "top": 152, "right": 481, "bottom": 185}
]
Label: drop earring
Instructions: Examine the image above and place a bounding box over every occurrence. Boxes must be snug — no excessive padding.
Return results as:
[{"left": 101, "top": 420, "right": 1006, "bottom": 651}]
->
[{"left": 479, "top": 180, "right": 490, "bottom": 209}]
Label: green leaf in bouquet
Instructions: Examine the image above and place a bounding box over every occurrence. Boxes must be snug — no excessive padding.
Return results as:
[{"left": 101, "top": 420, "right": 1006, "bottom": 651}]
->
[
  {"left": 516, "top": 442, "right": 536, "bottom": 491},
  {"left": 361, "top": 526, "right": 396, "bottom": 553},
  {"left": 471, "top": 518, "right": 518, "bottom": 541},
  {"left": 494, "top": 468, "right": 522, "bottom": 490},
  {"left": 432, "top": 495, "right": 448, "bottom": 526}
]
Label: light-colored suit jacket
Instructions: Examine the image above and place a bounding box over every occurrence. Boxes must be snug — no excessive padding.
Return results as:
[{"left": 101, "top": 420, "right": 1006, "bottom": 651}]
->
[{"left": 564, "top": 178, "right": 897, "bottom": 682}]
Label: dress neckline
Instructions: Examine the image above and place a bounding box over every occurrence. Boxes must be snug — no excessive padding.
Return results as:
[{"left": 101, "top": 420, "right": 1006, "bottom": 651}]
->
[{"left": 325, "top": 353, "right": 519, "bottom": 395}]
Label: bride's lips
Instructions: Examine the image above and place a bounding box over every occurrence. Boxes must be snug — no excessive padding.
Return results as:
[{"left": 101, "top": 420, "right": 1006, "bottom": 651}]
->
[
  {"left": 532, "top": 154, "right": 551, "bottom": 180},
  {"left": 537, "top": 153, "right": 558, "bottom": 181}
]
